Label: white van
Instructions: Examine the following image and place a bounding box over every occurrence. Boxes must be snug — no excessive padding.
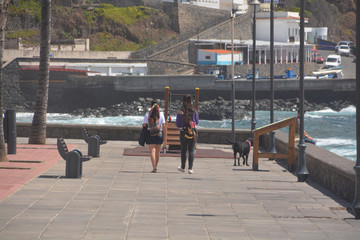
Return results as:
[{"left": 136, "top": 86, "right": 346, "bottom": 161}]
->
[{"left": 325, "top": 55, "right": 341, "bottom": 68}]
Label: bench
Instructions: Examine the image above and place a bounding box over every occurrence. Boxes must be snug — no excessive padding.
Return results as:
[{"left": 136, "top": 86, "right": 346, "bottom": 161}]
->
[
  {"left": 81, "top": 127, "right": 107, "bottom": 157},
  {"left": 81, "top": 127, "right": 107, "bottom": 145},
  {"left": 57, "top": 138, "right": 92, "bottom": 178}
]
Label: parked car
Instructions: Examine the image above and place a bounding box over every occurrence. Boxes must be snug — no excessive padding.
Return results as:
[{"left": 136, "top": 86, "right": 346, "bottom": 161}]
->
[
  {"left": 325, "top": 54, "right": 341, "bottom": 68},
  {"left": 338, "top": 45, "right": 350, "bottom": 56},
  {"left": 335, "top": 41, "right": 354, "bottom": 51},
  {"left": 310, "top": 49, "right": 324, "bottom": 63}
]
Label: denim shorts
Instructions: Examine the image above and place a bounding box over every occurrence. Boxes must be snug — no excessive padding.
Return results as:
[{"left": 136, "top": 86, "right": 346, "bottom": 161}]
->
[{"left": 146, "top": 133, "right": 163, "bottom": 145}]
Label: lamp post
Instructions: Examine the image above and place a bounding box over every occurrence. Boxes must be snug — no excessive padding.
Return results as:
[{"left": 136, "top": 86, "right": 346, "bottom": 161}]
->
[
  {"left": 218, "top": 27, "right": 223, "bottom": 49},
  {"left": 268, "top": 0, "right": 277, "bottom": 157},
  {"left": 351, "top": 0, "right": 360, "bottom": 219},
  {"left": 249, "top": 0, "right": 260, "bottom": 131},
  {"left": 296, "top": 0, "right": 309, "bottom": 182},
  {"left": 231, "top": 6, "right": 236, "bottom": 143}
]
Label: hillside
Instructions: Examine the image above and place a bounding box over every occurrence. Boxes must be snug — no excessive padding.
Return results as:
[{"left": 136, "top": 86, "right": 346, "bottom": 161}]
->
[
  {"left": 5, "top": 0, "right": 356, "bottom": 53},
  {"left": 285, "top": 0, "right": 356, "bottom": 43},
  {"left": 6, "top": 0, "right": 178, "bottom": 51}
]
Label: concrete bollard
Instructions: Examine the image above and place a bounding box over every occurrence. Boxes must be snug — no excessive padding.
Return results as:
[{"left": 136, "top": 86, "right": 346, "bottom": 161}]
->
[
  {"left": 5, "top": 110, "right": 17, "bottom": 154},
  {"left": 65, "top": 150, "right": 82, "bottom": 178},
  {"left": 88, "top": 135, "right": 100, "bottom": 157}
]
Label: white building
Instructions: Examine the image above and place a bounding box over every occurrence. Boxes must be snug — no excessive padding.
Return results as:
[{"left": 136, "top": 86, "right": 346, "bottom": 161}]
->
[
  {"left": 305, "top": 27, "right": 328, "bottom": 44},
  {"left": 256, "top": 12, "right": 308, "bottom": 43},
  {"left": 256, "top": 11, "right": 328, "bottom": 44},
  {"left": 193, "top": 38, "right": 313, "bottom": 66},
  {"left": 169, "top": 0, "right": 248, "bottom": 12},
  {"left": 19, "top": 62, "right": 148, "bottom": 76},
  {"left": 220, "top": 0, "right": 248, "bottom": 13}
]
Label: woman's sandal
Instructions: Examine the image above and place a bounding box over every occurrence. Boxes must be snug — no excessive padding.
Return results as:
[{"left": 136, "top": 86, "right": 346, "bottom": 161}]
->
[{"left": 151, "top": 169, "right": 157, "bottom": 173}]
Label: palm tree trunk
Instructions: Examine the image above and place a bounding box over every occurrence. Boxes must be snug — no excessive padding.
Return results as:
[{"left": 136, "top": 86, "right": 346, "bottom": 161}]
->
[
  {"left": 28, "top": 0, "right": 51, "bottom": 144},
  {"left": 0, "top": 0, "right": 11, "bottom": 162}
]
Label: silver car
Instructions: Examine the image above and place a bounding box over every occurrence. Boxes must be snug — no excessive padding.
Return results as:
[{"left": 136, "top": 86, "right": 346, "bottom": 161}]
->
[
  {"left": 335, "top": 41, "right": 353, "bottom": 52},
  {"left": 338, "top": 45, "right": 350, "bottom": 56}
]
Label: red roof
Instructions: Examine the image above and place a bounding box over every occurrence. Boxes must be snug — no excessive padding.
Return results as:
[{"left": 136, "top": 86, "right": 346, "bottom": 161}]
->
[{"left": 201, "top": 49, "right": 241, "bottom": 54}]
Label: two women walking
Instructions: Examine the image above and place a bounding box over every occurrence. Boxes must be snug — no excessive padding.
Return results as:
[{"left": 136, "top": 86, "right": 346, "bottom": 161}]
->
[{"left": 142, "top": 95, "right": 199, "bottom": 174}]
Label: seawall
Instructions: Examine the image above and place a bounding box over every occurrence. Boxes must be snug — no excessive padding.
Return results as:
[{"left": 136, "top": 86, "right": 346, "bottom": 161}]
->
[
  {"left": 16, "top": 122, "right": 356, "bottom": 204},
  {"left": 17, "top": 66, "right": 356, "bottom": 112}
]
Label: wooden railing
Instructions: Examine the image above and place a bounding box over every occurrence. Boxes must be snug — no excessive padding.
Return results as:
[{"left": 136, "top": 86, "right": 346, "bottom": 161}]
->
[{"left": 252, "top": 117, "right": 296, "bottom": 171}]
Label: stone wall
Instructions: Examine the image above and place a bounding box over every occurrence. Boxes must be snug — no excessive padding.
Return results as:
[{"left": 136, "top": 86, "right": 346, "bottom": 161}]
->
[
  {"left": 131, "top": 3, "right": 231, "bottom": 59},
  {"left": 15, "top": 122, "right": 251, "bottom": 144},
  {"left": 15, "top": 63, "right": 356, "bottom": 113},
  {"left": 187, "top": 15, "right": 252, "bottom": 64},
  {"left": 263, "top": 130, "right": 356, "bottom": 204}
]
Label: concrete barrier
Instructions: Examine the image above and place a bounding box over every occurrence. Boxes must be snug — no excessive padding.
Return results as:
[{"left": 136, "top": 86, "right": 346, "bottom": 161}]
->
[
  {"left": 16, "top": 122, "right": 356, "bottom": 203},
  {"left": 16, "top": 122, "right": 252, "bottom": 144},
  {"left": 263, "top": 130, "right": 355, "bottom": 204}
]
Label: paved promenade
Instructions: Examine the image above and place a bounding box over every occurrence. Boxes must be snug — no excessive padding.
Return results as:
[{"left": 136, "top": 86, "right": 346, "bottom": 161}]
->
[{"left": 0, "top": 138, "right": 359, "bottom": 240}]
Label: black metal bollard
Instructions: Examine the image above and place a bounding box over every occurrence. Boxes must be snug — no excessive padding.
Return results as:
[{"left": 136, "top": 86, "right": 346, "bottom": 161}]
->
[
  {"left": 3, "top": 112, "right": 8, "bottom": 143},
  {"left": 88, "top": 135, "right": 100, "bottom": 157},
  {"left": 5, "top": 110, "right": 16, "bottom": 154},
  {"left": 65, "top": 150, "right": 82, "bottom": 178}
]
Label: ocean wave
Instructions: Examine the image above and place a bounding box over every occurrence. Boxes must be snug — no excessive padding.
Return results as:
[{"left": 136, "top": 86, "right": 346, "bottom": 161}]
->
[
  {"left": 312, "top": 108, "right": 335, "bottom": 113},
  {"left": 316, "top": 137, "right": 356, "bottom": 147},
  {"left": 306, "top": 114, "right": 322, "bottom": 119},
  {"left": 340, "top": 105, "right": 356, "bottom": 113}
]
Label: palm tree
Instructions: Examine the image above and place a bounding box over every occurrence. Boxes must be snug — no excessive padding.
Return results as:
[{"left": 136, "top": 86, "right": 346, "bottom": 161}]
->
[
  {"left": 0, "top": 0, "right": 12, "bottom": 162},
  {"left": 28, "top": 0, "right": 51, "bottom": 144}
]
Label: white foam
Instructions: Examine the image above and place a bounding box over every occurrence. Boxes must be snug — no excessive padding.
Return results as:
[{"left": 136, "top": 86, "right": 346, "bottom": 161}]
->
[
  {"left": 340, "top": 105, "right": 356, "bottom": 113},
  {"left": 316, "top": 137, "right": 355, "bottom": 147},
  {"left": 312, "top": 108, "right": 335, "bottom": 113}
]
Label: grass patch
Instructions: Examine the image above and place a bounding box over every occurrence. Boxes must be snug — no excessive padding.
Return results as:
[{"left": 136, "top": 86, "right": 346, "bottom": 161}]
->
[
  {"left": 9, "top": 0, "right": 41, "bottom": 22},
  {"left": 94, "top": 4, "right": 150, "bottom": 26}
]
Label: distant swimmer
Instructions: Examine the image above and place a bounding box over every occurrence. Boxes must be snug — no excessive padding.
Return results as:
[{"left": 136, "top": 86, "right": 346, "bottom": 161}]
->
[{"left": 296, "top": 110, "right": 316, "bottom": 145}]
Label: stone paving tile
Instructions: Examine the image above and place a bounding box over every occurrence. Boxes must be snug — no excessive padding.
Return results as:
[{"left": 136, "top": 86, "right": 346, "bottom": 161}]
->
[{"left": 0, "top": 139, "right": 359, "bottom": 240}]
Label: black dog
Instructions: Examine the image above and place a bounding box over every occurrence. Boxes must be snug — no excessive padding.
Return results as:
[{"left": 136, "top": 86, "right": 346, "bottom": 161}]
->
[{"left": 226, "top": 138, "right": 252, "bottom": 166}]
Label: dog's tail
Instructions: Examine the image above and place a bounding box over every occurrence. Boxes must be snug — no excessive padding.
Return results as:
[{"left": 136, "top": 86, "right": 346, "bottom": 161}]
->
[{"left": 226, "top": 138, "right": 234, "bottom": 144}]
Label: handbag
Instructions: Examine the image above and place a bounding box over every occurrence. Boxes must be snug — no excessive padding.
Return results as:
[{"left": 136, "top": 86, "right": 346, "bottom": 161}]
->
[{"left": 138, "top": 126, "right": 149, "bottom": 146}]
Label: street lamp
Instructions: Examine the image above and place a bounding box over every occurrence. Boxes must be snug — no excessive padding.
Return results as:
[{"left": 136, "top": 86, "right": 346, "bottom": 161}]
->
[
  {"left": 296, "top": 0, "right": 309, "bottom": 182},
  {"left": 268, "top": 0, "right": 277, "bottom": 157},
  {"left": 231, "top": 7, "right": 235, "bottom": 143},
  {"left": 249, "top": 0, "right": 260, "bottom": 131},
  {"left": 351, "top": 0, "right": 360, "bottom": 219},
  {"left": 218, "top": 27, "right": 223, "bottom": 49}
]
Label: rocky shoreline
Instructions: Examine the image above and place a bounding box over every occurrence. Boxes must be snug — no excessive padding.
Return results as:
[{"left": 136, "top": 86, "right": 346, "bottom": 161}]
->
[{"left": 69, "top": 97, "right": 353, "bottom": 121}]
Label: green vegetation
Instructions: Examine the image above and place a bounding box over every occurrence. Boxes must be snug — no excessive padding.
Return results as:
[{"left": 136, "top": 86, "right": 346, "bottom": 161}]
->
[
  {"left": 94, "top": 4, "right": 150, "bottom": 26},
  {"left": 9, "top": 0, "right": 41, "bottom": 22},
  {"left": 90, "top": 32, "right": 144, "bottom": 51},
  {"left": 6, "top": 0, "right": 178, "bottom": 51},
  {"left": 6, "top": 29, "right": 39, "bottom": 40}
]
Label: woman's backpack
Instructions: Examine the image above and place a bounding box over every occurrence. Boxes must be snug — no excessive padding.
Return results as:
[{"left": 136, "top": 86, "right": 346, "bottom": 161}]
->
[{"left": 148, "top": 119, "right": 161, "bottom": 136}]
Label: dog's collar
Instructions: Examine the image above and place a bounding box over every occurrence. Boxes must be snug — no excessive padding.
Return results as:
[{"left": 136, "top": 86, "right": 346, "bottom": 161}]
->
[{"left": 246, "top": 140, "right": 252, "bottom": 148}]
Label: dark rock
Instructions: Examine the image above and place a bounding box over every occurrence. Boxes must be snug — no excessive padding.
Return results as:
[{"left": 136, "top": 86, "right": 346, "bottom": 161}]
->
[{"left": 52, "top": 96, "right": 353, "bottom": 121}]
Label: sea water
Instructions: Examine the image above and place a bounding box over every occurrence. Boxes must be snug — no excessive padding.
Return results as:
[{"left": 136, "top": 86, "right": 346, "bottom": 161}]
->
[{"left": 16, "top": 106, "right": 357, "bottom": 161}]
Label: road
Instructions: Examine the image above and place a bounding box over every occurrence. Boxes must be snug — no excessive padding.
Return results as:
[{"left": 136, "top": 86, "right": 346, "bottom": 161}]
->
[{"left": 318, "top": 50, "right": 356, "bottom": 79}]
